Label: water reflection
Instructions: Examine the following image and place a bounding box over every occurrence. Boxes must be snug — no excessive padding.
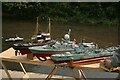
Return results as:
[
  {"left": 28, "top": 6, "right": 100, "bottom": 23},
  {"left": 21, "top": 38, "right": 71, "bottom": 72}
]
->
[{"left": 2, "top": 18, "right": 118, "bottom": 51}]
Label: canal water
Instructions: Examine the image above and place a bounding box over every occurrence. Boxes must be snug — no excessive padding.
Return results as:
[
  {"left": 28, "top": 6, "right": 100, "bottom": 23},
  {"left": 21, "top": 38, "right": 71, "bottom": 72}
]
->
[
  {"left": 2, "top": 18, "right": 118, "bottom": 50},
  {"left": 1, "top": 18, "right": 119, "bottom": 75}
]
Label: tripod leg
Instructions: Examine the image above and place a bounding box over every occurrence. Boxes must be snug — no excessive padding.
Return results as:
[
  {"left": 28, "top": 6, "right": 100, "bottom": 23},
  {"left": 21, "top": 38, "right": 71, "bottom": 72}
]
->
[
  {"left": 79, "top": 69, "right": 87, "bottom": 80},
  {"left": 45, "top": 65, "right": 58, "bottom": 80},
  {"left": 1, "top": 61, "right": 12, "bottom": 80}
]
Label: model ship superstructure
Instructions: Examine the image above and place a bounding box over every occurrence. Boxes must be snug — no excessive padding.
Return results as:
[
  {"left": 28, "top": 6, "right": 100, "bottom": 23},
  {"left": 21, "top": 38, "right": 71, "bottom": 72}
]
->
[
  {"left": 51, "top": 45, "right": 119, "bottom": 62},
  {"left": 13, "top": 17, "right": 52, "bottom": 55}
]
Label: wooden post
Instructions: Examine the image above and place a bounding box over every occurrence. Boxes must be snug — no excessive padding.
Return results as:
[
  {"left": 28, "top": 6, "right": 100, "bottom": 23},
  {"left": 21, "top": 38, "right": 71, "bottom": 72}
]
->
[
  {"left": 19, "top": 62, "right": 27, "bottom": 74},
  {"left": 0, "top": 61, "right": 12, "bottom": 80},
  {"left": 27, "top": 53, "right": 34, "bottom": 60},
  {"left": 45, "top": 65, "right": 58, "bottom": 80},
  {"left": 19, "top": 62, "right": 30, "bottom": 80},
  {"left": 79, "top": 69, "right": 87, "bottom": 80}
]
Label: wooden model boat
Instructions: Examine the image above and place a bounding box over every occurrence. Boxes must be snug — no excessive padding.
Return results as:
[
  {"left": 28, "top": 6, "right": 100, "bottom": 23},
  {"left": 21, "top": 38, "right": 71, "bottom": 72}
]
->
[{"left": 5, "top": 35, "right": 23, "bottom": 42}]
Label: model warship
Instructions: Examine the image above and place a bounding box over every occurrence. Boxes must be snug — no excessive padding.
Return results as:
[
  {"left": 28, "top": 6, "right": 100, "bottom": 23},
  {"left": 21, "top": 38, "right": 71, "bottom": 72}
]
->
[{"left": 51, "top": 45, "right": 119, "bottom": 62}]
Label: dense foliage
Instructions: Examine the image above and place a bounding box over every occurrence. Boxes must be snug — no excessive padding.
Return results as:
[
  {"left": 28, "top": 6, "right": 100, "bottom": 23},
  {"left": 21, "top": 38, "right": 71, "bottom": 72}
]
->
[{"left": 2, "top": 2, "right": 119, "bottom": 25}]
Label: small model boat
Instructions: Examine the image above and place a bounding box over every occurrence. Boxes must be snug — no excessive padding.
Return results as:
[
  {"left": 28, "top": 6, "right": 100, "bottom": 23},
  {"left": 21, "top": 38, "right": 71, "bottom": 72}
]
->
[
  {"left": 5, "top": 35, "right": 23, "bottom": 42},
  {"left": 31, "top": 17, "right": 51, "bottom": 43},
  {"left": 51, "top": 45, "right": 117, "bottom": 62},
  {"left": 31, "top": 32, "right": 51, "bottom": 43},
  {"left": 13, "top": 17, "right": 52, "bottom": 56},
  {"left": 13, "top": 40, "right": 55, "bottom": 55}
]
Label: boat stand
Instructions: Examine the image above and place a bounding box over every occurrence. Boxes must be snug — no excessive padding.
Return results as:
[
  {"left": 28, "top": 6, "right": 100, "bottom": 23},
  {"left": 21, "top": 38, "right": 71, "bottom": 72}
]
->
[
  {"left": 1, "top": 61, "right": 87, "bottom": 80},
  {"left": 19, "top": 62, "right": 30, "bottom": 80},
  {"left": 45, "top": 65, "right": 58, "bottom": 80},
  {"left": 45, "top": 65, "right": 87, "bottom": 80},
  {"left": 0, "top": 48, "right": 106, "bottom": 80},
  {"left": 45, "top": 60, "right": 87, "bottom": 80},
  {"left": 1, "top": 61, "right": 12, "bottom": 80},
  {"left": 1, "top": 61, "right": 30, "bottom": 80}
]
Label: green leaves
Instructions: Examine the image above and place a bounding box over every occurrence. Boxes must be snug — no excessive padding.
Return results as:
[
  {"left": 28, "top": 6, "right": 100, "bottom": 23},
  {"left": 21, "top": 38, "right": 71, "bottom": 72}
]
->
[{"left": 2, "top": 2, "right": 118, "bottom": 25}]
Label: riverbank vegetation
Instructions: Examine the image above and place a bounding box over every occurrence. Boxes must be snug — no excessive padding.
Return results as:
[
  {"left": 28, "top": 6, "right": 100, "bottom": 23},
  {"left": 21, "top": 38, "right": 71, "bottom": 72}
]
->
[{"left": 2, "top": 2, "right": 119, "bottom": 26}]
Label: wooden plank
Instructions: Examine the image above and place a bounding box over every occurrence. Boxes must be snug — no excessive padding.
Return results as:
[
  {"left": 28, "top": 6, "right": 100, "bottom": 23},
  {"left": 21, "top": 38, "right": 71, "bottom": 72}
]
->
[
  {"left": 73, "top": 57, "right": 104, "bottom": 64},
  {"left": 0, "top": 48, "right": 16, "bottom": 57}
]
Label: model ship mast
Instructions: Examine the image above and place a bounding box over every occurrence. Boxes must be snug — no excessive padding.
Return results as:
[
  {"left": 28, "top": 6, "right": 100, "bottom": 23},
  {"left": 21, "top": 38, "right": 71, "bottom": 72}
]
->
[
  {"left": 36, "top": 17, "right": 39, "bottom": 35},
  {"left": 32, "top": 17, "right": 51, "bottom": 42},
  {"left": 48, "top": 17, "right": 51, "bottom": 37}
]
